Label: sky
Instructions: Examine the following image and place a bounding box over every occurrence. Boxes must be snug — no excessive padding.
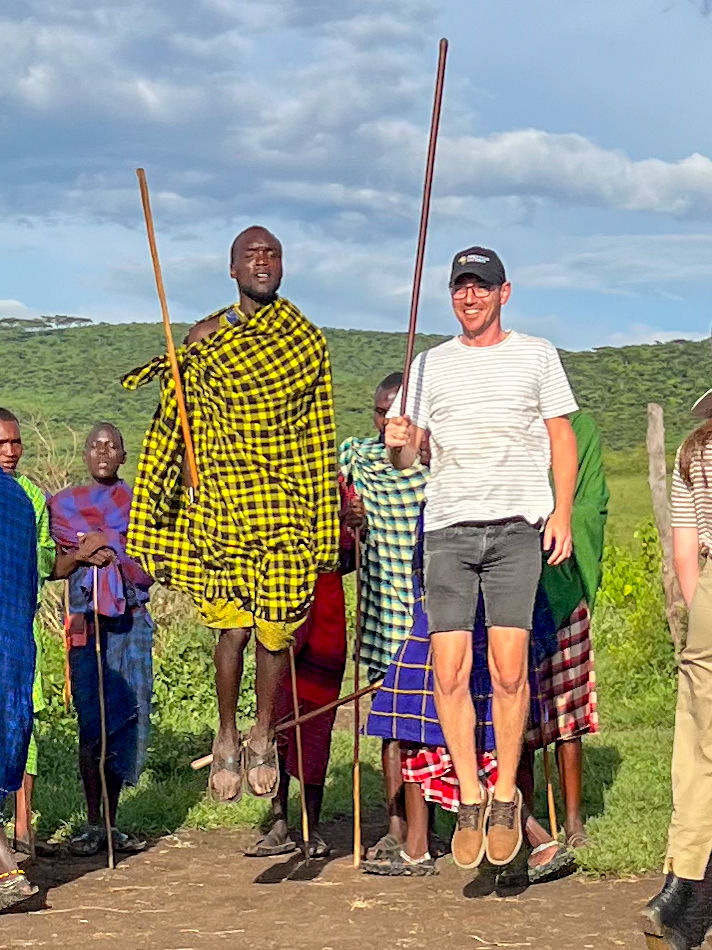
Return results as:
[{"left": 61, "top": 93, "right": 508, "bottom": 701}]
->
[{"left": 2, "top": 0, "right": 712, "bottom": 351}]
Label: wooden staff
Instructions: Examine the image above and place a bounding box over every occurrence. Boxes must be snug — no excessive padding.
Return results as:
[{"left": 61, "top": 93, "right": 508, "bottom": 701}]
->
[
  {"left": 135, "top": 168, "right": 199, "bottom": 495},
  {"left": 542, "top": 743, "right": 559, "bottom": 841},
  {"left": 352, "top": 525, "right": 363, "bottom": 869},
  {"left": 62, "top": 581, "right": 72, "bottom": 712},
  {"left": 189, "top": 679, "right": 384, "bottom": 771},
  {"left": 400, "top": 37, "right": 449, "bottom": 414},
  {"left": 92, "top": 567, "right": 115, "bottom": 870},
  {"left": 288, "top": 645, "right": 310, "bottom": 857}
]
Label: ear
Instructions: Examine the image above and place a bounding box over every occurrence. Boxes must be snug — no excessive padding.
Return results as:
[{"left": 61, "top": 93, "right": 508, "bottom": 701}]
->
[
  {"left": 229, "top": 263, "right": 237, "bottom": 279},
  {"left": 500, "top": 282, "right": 512, "bottom": 305},
  {"left": 120, "top": 450, "right": 127, "bottom": 465}
]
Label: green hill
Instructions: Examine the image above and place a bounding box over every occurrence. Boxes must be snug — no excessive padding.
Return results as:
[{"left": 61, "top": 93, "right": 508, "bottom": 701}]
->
[{"left": 0, "top": 321, "right": 708, "bottom": 481}]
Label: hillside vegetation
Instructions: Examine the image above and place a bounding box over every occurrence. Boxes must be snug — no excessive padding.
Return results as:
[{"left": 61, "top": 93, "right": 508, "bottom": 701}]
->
[{"left": 0, "top": 323, "right": 708, "bottom": 478}]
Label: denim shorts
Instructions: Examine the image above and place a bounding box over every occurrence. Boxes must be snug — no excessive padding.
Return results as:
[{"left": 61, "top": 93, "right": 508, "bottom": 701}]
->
[{"left": 423, "top": 519, "right": 542, "bottom": 633}]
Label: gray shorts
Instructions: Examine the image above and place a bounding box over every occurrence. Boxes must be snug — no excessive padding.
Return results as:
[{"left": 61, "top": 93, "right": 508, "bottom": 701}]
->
[{"left": 423, "top": 519, "right": 542, "bottom": 633}]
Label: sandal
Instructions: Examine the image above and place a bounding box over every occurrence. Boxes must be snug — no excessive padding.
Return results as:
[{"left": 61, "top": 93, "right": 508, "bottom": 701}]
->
[
  {"left": 244, "top": 836, "right": 298, "bottom": 858},
  {"left": 365, "top": 833, "right": 403, "bottom": 861},
  {"left": 527, "top": 842, "right": 575, "bottom": 884},
  {"left": 0, "top": 869, "right": 38, "bottom": 912},
  {"left": 307, "top": 832, "right": 331, "bottom": 860},
  {"left": 208, "top": 737, "right": 244, "bottom": 804},
  {"left": 362, "top": 849, "right": 437, "bottom": 877},
  {"left": 111, "top": 829, "right": 147, "bottom": 854},
  {"left": 565, "top": 831, "right": 593, "bottom": 849},
  {"left": 69, "top": 823, "right": 106, "bottom": 857},
  {"left": 244, "top": 735, "right": 279, "bottom": 800}
]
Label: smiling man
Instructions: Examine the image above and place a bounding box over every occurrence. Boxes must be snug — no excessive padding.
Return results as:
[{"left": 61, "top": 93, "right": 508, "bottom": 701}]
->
[
  {"left": 123, "top": 226, "right": 339, "bottom": 806},
  {"left": 385, "top": 246, "right": 578, "bottom": 871}
]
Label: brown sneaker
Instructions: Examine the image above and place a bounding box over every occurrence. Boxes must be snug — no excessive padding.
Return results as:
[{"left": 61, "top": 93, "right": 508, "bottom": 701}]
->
[
  {"left": 451, "top": 795, "right": 490, "bottom": 869},
  {"left": 486, "top": 788, "right": 524, "bottom": 866}
]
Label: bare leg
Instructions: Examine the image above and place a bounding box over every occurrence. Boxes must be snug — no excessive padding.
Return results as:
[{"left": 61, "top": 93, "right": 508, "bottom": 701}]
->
[
  {"left": 489, "top": 626, "right": 529, "bottom": 803},
  {"left": 403, "top": 783, "right": 429, "bottom": 860},
  {"left": 556, "top": 737, "right": 586, "bottom": 842},
  {"left": 431, "top": 630, "right": 481, "bottom": 804},
  {"left": 212, "top": 627, "right": 250, "bottom": 800},
  {"left": 246, "top": 640, "right": 289, "bottom": 796},
  {"left": 517, "top": 748, "right": 535, "bottom": 813},
  {"left": 383, "top": 740, "right": 407, "bottom": 842},
  {"left": 78, "top": 744, "right": 122, "bottom": 826},
  {"left": 13, "top": 773, "right": 34, "bottom": 844}
]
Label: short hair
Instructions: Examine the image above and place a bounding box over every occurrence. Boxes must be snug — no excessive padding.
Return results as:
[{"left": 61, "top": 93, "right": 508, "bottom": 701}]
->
[
  {"left": 376, "top": 372, "right": 403, "bottom": 394},
  {"left": 0, "top": 408, "right": 19, "bottom": 425},
  {"left": 85, "top": 422, "right": 125, "bottom": 451},
  {"left": 229, "top": 225, "right": 276, "bottom": 266}
]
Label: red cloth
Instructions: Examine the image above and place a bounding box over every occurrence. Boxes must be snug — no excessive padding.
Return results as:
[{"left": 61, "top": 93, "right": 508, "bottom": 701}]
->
[
  {"left": 401, "top": 746, "right": 498, "bottom": 813},
  {"left": 275, "top": 571, "right": 347, "bottom": 786}
]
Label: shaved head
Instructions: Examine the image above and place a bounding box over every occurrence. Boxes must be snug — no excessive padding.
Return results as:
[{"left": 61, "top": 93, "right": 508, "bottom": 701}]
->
[{"left": 229, "top": 226, "right": 283, "bottom": 308}]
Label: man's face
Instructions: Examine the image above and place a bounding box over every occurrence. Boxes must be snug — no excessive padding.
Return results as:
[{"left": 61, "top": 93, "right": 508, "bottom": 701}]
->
[
  {"left": 85, "top": 425, "right": 125, "bottom": 483},
  {"left": 450, "top": 275, "right": 511, "bottom": 338},
  {"left": 373, "top": 386, "right": 399, "bottom": 436},
  {"left": 0, "top": 419, "right": 23, "bottom": 474},
  {"left": 230, "top": 228, "right": 283, "bottom": 305}
]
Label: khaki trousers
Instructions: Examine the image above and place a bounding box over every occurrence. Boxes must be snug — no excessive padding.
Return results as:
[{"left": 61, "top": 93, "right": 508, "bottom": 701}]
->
[{"left": 665, "top": 560, "right": 712, "bottom": 880}]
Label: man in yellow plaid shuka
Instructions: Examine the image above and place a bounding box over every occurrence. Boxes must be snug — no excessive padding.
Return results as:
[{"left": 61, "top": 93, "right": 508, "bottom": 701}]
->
[{"left": 122, "top": 226, "right": 339, "bottom": 803}]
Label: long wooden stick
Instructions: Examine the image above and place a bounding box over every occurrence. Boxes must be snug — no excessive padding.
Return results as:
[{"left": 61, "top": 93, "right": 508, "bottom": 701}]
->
[
  {"left": 62, "top": 581, "right": 72, "bottom": 712},
  {"left": 190, "top": 679, "right": 384, "bottom": 771},
  {"left": 136, "top": 168, "right": 199, "bottom": 492},
  {"left": 400, "top": 37, "right": 449, "bottom": 414},
  {"left": 93, "top": 567, "right": 115, "bottom": 870},
  {"left": 289, "top": 645, "right": 310, "bottom": 857},
  {"left": 542, "top": 743, "right": 559, "bottom": 841},
  {"left": 353, "top": 526, "right": 363, "bottom": 869}
]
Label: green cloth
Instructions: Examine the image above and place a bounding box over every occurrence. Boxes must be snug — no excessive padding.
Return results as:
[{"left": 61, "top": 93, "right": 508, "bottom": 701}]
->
[
  {"left": 540, "top": 411, "right": 609, "bottom": 629},
  {"left": 16, "top": 474, "right": 54, "bottom": 721}
]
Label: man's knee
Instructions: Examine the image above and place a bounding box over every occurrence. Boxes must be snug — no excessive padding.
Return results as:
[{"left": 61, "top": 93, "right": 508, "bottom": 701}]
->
[
  {"left": 217, "top": 626, "right": 251, "bottom": 651},
  {"left": 434, "top": 661, "right": 471, "bottom": 698},
  {"left": 490, "top": 663, "right": 527, "bottom": 697}
]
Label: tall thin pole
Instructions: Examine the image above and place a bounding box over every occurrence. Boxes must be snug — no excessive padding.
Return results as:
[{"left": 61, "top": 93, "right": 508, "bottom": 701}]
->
[
  {"left": 400, "top": 38, "right": 449, "bottom": 414},
  {"left": 136, "top": 168, "right": 199, "bottom": 494},
  {"left": 93, "top": 567, "right": 115, "bottom": 870},
  {"left": 353, "top": 526, "right": 363, "bottom": 868},
  {"left": 288, "top": 645, "right": 310, "bottom": 858}
]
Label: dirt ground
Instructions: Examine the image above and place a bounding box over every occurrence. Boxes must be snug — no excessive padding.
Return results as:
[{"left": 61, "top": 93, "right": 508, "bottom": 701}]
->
[{"left": 3, "top": 820, "right": 707, "bottom": 950}]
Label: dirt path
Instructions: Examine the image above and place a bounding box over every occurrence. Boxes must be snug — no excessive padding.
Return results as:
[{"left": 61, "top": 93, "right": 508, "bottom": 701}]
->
[{"left": 0, "top": 823, "right": 705, "bottom": 950}]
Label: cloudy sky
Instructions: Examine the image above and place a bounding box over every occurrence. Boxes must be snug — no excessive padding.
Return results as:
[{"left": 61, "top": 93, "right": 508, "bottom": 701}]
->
[{"left": 2, "top": 0, "right": 712, "bottom": 350}]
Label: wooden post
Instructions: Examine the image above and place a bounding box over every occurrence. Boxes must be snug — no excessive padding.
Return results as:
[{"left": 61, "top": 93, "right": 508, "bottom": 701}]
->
[{"left": 646, "top": 403, "right": 686, "bottom": 652}]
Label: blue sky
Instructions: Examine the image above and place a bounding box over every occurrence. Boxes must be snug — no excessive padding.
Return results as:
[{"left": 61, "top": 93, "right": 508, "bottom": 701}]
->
[{"left": 2, "top": 0, "right": 712, "bottom": 350}]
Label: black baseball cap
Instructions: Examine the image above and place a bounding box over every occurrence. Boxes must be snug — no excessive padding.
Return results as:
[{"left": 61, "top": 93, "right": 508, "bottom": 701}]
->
[{"left": 449, "top": 246, "right": 506, "bottom": 287}]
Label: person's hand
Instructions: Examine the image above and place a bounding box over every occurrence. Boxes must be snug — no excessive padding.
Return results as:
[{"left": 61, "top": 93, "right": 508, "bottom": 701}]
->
[
  {"left": 76, "top": 532, "right": 117, "bottom": 567},
  {"left": 385, "top": 415, "right": 413, "bottom": 450},
  {"left": 343, "top": 496, "right": 367, "bottom": 531},
  {"left": 543, "top": 509, "right": 573, "bottom": 566}
]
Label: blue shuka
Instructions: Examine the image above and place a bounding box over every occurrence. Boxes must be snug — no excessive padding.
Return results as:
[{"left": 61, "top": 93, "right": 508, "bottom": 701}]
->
[{"left": 0, "top": 470, "right": 38, "bottom": 799}]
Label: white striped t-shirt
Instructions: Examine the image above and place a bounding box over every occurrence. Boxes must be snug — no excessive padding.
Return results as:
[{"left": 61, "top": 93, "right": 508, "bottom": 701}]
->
[
  {"left": 671, "top": 445, "right": 712, "bottom": 551},
  {"left": 390, "top": 331, "right": 578, "bottom": 531}
]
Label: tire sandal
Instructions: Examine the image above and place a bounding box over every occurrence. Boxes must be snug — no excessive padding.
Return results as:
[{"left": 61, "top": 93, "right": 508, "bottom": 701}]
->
[
  {"left": 565, "top": 831, "right": 593, "bottom": 849},
  {"left": 365, "top": 833, "right": 402, "bottom": 862},
  {"left": 69, "top": 823, "right": 106, "bottom": 857},
  {"left": 0, "top": 869, "right": 38, "bottom": 912},
  {"left": 527, "top": 842, "right": 575, "bottom": 884},
  {"left": 111, "top": 829, "right": 147, "bottom": 854},
  {"left": 244, "top": 735, "right": 279, "bottom": 800},
  {"left": 208, "top": 738, "right": 244, "bottom": 804},
  {"left": 362, "top": 849, "right": 437, "bottom": 877},
  {"left": 307, "top": 831, "right": 331, "bottom": 860},
  {"left": 244, "top": 832, "right": 298, "bottom": 858}
]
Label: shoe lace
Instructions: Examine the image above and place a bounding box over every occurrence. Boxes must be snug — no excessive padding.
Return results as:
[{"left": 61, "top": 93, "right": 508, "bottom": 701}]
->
[
  {"left": 457, "top": 803, "right": 482, "bottom": 831},
  {"left": 490, "top": 799, "right": 516, "bottom": 830}
]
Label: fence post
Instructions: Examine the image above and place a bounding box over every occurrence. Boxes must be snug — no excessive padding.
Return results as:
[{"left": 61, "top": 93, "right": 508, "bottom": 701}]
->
[{"left": 646, "top": 402, "right": 686, "bottom": 652}]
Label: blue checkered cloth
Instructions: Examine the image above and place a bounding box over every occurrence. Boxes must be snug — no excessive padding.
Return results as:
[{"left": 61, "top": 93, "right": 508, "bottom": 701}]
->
[
  {"left": 0, "top": 470, "right": 38, "bottom": 799},
  {"left": 365, "top": 512, "right": 557, "bottom": 750}
]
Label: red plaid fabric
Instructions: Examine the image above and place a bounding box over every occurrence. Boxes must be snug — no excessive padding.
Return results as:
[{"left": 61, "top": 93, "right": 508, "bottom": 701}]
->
[
  {"left": 401, "top": 746, "right": 498, "bottom": 812},
  {"left": 526, "top": 600, "right": 598, "bottom": 748}
]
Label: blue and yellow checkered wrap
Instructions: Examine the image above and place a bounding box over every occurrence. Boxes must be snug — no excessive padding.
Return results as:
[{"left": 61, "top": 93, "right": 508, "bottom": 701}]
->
[{"left": 122, "top": 297, "right": 339, "bottom": 649}]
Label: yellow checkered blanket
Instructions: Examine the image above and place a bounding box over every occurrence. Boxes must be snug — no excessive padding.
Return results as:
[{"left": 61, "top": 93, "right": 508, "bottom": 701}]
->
[{"left": 122, "top": 297, "right": 339, "bottom": 645}]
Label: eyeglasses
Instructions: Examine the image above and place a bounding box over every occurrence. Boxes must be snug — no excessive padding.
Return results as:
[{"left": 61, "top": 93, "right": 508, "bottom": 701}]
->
[{"left": 450, "top": 282, "right": 500, "bottom": 300}]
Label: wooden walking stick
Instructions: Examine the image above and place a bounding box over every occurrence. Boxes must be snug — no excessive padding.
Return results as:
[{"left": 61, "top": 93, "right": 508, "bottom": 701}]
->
[
  {"left": 400, "top": 37, "right": 448, "bottom": 414},
  {"left": 92, "top": 566, "right": 115, "bottom": 870},
  {"left": 352, "top": 525, "right": 363, "bottom": 869},
  {"left": 542, "top": 743, "right": 559, "bottom": 841},
  {"left": 135, "top": 168, "right": 199, "bottom": 498},
  {"left": 62, "top": 581, "right": 72, "bottom": 712},
  {"left": 288, "top": 644, "right": 310, "bottom": 858}
]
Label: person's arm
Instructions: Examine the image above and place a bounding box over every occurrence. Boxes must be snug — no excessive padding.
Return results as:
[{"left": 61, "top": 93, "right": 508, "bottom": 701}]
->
[
  {"left": 51, "top": 531, "right": 117, "bottom": 579},
  {"left": 673, "top": 526, "right": 700, "bottom": 608},
  {"left": 385, "top": 417, "right": 425, "bottom": 470},
  {"left": 543, "top": 415, "right": 577, "bottom": 565}
]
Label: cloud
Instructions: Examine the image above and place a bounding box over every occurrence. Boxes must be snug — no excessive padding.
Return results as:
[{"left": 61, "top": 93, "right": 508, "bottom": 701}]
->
[
  {"left": 606, "top": 323, "right": 708, "bottom": 347},
  {"left": 0, "top": 299, "right": 36, "bottom": 319}
]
